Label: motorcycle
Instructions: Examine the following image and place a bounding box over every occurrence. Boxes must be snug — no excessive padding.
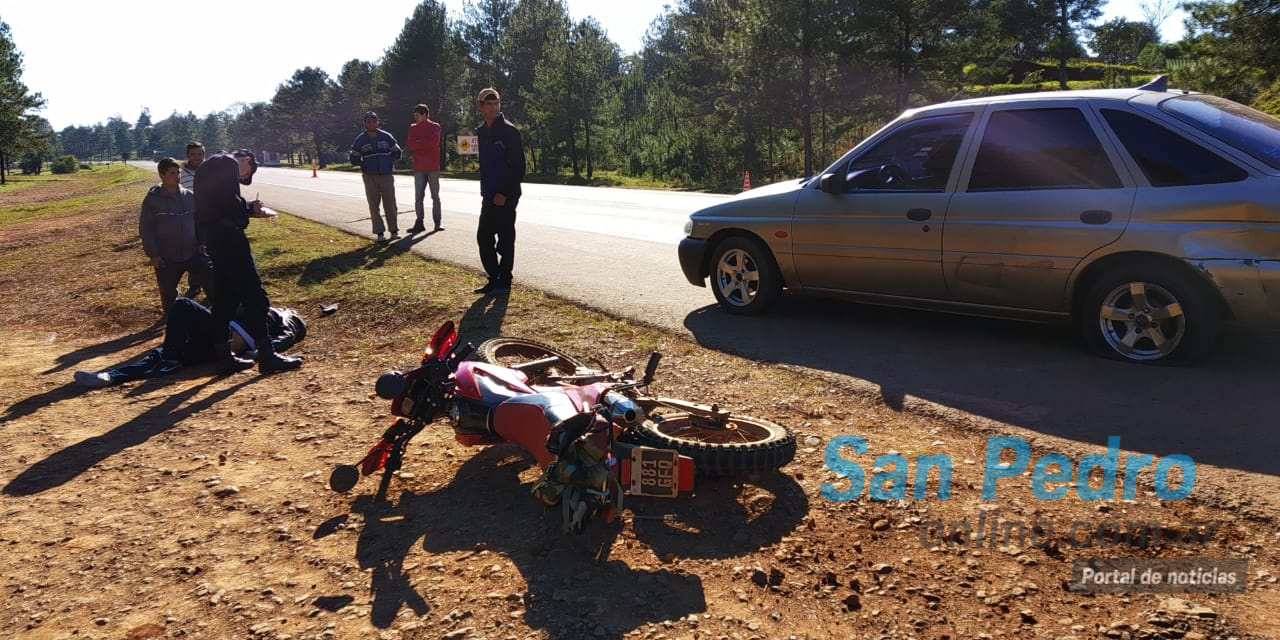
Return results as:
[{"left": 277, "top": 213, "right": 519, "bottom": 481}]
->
[{"left": 329, "top": 320, "right": 796, "bottom": 533}]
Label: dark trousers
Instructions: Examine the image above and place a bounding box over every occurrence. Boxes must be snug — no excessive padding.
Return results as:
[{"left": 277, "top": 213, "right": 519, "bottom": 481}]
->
[
  {"left": 96, "top": 298, "right": 218, "bottom": 385},
  {"left": 161, "top": 297, "right": 219, "bottom": 364},
  {"left": 154, "top": 255, "right": 214, "bottom": 313},
  {"left": 476, "top": 196, "right": 518, "bottom": 284},
  {"left": 206, "top": 228, "right": 269, "bottom": 344}
]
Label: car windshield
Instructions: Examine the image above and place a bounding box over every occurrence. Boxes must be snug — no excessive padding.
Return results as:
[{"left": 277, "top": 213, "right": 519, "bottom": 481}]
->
[{"left": 1159, "top": 95, "right": 1280, "bottom": 170}]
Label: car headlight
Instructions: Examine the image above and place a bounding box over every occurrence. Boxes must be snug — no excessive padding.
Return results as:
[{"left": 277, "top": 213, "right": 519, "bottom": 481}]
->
[{"left": 683, "top": 219, "right": 693, "bottom": 236}]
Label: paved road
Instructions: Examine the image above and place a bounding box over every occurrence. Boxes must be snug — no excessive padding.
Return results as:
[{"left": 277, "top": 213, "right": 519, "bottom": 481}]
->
[{"left": 240, "top": 166, "right": 1280, "bottom": 480}]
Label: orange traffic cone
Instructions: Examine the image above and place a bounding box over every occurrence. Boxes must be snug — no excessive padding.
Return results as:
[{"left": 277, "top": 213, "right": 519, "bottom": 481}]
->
[
  {"left": 312, "top": 159, "right": 318, "bottom": 178},
  {"left": 742, "top": 170, "right": 751, "bottom": 191}
]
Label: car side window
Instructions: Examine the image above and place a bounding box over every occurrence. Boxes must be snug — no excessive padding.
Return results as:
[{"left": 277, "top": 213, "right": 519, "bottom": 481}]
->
[
  {"left": 1100, "top": 108, "right": 1248, "bottom": 187},
  {"left": 968, "top": 108, "right": 1122, "bottom": 191},
  {"left": 844, "top": 113, "right": 972, "bottom": 192}
]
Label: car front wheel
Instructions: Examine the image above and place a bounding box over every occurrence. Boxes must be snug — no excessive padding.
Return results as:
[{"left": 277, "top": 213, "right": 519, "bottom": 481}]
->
[
  {"left": 1081, "top": 264, "right": 1220, "bottom": 365},
  {"left": 710, "top": 236, "right": 782, "bottom": 315}
]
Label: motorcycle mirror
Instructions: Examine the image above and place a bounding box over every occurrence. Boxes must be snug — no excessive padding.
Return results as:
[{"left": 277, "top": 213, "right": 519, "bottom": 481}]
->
[
  {"left": 329, "top": 464, "right": 360, "bottom": 493},
  {"left": 642, "top": 352, "right": 661, "bottom": 386},
  {"left": 375, "top": 371, "right": 408, "bottom": 399}
]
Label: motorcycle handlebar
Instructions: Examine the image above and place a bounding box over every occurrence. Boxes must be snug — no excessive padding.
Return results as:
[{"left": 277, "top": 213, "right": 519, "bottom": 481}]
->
[{"left": 451, "top": 342, "right": 475, "bottom": 365}]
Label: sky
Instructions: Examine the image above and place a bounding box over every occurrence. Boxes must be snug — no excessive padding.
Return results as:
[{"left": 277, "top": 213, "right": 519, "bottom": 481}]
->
[{"left": 1, "top": 0, "right": 1185, "bottom": 132}]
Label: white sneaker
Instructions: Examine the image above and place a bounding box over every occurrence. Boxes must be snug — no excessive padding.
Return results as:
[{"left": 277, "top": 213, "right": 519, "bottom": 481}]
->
[{"left": 74, "top": 371, "right": 112, "bottom": 388}]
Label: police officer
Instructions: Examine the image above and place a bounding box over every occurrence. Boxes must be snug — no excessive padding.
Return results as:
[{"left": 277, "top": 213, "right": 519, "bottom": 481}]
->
[{"left": 194, "top": 149, "right": 302, "bottom": 375}]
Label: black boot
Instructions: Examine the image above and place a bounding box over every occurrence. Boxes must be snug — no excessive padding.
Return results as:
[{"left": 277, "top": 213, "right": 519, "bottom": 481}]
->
[
  {"left": 215, "top": 342, "right": 254, "bottom": 374},
  {"left": 257, "top": 339, "right": 302, "bottom": 375}
]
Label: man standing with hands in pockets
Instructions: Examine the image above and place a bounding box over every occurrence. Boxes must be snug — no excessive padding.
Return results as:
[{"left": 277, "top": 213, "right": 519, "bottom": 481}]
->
[
  {"left": 407, "top": 103, "right": 443, "bottom": 234},
  {"left": 473, "top": 88, "right": 525, "bottom": 295},
  {"left": 194, "top": 149, "right": 303, "bottom": 375}
]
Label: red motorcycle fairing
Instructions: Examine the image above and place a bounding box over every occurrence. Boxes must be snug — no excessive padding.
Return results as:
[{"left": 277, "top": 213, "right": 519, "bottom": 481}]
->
[
  {"left": 450, "top": 362, "right": 537, "bottom": 445},
  {"left": 453, "top": 361, "right": 534, "bottom": 401},
  {"left": 491, "top": 389, "right": 612, "bottom": 468},
  {"left": 424, "top": 320, "right": 457, "bottom": 363}
]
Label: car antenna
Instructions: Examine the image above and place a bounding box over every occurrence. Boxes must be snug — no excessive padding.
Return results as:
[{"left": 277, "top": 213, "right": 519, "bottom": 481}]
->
[
  {"left": 948, "top": 84, "right": 964, "bottom": 102},
  {"left": 1137, "top": 75, "right": 1168, "bottom": 92}
]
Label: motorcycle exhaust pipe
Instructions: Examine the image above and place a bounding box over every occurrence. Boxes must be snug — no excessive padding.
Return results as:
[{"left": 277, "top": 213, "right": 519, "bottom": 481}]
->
[{"left": 605, "top": 393, "right": 644, "bottom": 426}]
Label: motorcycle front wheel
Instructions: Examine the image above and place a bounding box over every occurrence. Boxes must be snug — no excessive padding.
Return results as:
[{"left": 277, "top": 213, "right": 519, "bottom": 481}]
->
[
  {"left": 623, "top": 405, "right": 797, "bottom": 476},
  {"left": 474, "top": 337, "right": 589, "bottom": 386}
]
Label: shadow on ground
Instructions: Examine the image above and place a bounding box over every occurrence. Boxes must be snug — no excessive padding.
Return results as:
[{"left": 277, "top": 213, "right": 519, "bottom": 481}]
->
[
  {"left": 683, "top": 293, "right": 1280, "bottom": 477},
  {"left": 3, "top": 377, "right": 252, "bottom": 496},
  {"left": 318, "top": 446, "right": 805, "bottom": 638},
  {"left": 40, "top": 323, "right": 164, "bottom": 375}
]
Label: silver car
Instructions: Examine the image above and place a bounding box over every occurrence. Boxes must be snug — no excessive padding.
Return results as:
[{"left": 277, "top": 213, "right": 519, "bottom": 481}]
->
[{"left": 678, "top": 78, "right": 1280, "bottom": 364}]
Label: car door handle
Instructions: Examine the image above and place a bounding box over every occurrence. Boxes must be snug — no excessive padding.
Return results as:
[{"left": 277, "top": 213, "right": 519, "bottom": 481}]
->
[
  {"left": 1080, "top": 210, "right": 1112, "bottom": 225},
  {"left": 907, "top": 208, "right": 932, "bottom": 222}
]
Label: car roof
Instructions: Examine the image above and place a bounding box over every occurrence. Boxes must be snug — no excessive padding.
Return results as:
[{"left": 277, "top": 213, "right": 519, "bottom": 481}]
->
[{"left": 907, "top": 86, "right": 1202, "bottom": 116}]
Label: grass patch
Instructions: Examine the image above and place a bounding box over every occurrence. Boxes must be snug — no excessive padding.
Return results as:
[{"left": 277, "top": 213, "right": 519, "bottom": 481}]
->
[{"left": 0, "top": 164, "right": 150, "bottom": 226}]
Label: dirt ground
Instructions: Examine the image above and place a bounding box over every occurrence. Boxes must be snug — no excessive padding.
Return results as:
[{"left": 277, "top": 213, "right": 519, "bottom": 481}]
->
[{"left": 2, "top": 171, "right": 1279, "bottom": 640}]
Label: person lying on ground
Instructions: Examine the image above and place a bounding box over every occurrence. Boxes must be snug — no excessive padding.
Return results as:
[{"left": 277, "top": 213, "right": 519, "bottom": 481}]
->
[{"left": 73, "top": 297, "right": 306, "bottom": 388}]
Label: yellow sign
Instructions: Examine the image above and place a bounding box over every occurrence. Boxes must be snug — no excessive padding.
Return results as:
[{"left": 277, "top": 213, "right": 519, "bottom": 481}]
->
[{"left": 456, "top": 135, "right": 479, "bottom": 155}]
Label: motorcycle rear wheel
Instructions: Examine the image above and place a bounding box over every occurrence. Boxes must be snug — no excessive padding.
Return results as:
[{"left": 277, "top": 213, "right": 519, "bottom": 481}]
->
[
  {"left": 624, "top": 405, "right": 797, "bottom": 476},
  {"left": 474, "top": 337, "right": 589, "bottom": 386}
]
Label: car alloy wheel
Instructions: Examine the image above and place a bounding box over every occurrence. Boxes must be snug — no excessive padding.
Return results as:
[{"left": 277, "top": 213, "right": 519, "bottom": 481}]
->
[
  {"left": 715, "top": 247, "right": 762, "bottom": 308},
  {"left": 709, "top": 236, "right": 782, "bottom": 315},
  {"left": 1096, "top": 280, "right": 1187, "bottom": 361}
]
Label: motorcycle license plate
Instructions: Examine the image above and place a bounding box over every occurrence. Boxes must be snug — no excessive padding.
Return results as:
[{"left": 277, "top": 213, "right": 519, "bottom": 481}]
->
[{"left": 629, "top": 446, "right": 679, "bottom": 498}]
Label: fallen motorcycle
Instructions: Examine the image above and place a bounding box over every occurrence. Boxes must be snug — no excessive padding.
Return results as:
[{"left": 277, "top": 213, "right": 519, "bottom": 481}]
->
[{"left": 330, "top": 320, "right": 796, "bottom": 533}]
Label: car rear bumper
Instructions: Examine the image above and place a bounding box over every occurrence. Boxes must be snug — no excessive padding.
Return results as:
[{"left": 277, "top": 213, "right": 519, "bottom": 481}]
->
[
  {"left": 1191, "top": 258, "right": 1280, "bottom": 325},
  {"left": 678, "top": 237, "right": 708, "bottom": 287}
]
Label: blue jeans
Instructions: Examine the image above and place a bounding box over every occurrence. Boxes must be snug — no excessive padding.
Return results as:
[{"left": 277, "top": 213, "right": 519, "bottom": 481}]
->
[{"left": 413, "top": 171, "right": 441, "bottom": 228}]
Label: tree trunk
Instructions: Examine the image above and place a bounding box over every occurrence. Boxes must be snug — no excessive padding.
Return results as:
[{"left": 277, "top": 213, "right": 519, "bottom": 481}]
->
[
  {"left": 1058, "top": 3, "right": 1070, "bottom": 90},
  {"left": 801, "top": 0, "right": 814, "bottom": 177},
  {"left": 1, "top": 148, "right": 7, "bottom": 185},
  {"left": 585, "top": 121, "right": 593, "bottom": 180},
  {"left": 569, "top": 124, "right": 580, "bottom": 179}
]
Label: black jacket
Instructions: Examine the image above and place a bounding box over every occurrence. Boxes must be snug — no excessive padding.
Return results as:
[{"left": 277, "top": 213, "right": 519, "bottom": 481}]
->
[
  {"left": 194, "top": 153, "right": 253, "bottom": 232},
  {"left": 476, "top": 114, "right": 525, "bottom": 199}
]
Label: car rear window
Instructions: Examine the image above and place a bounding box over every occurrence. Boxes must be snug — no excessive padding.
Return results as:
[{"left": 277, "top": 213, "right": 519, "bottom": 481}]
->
[
  {"left": 1159, "top": 95, "right": 1280, "bottom": 171},
  {"left": 1100, "top": 109, "right": 1247, "bottom": 186},
  {"left": 968, "top": 108, "right": 1122, "bottom": 191}
]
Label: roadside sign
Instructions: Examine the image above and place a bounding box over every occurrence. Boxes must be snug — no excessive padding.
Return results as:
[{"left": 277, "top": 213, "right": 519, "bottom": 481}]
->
[{"left": 456, "top": 136, "right": 478, "bottom": 155}]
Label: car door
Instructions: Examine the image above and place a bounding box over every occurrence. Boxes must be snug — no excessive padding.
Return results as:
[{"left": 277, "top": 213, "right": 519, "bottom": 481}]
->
[
  {"left": 790, "top": 111, "right": 975, "bottom": 299},
  {"left": 942, "top": 102, "right": 1137, "bottom": 311}
]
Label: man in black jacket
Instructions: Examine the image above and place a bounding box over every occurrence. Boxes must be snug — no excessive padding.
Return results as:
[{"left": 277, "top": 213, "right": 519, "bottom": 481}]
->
[
  {"left": 194, "top": 149, "right": 302, "bottom": 375},
  {"left": 473, "top": 88, "right": 526, "bottom": 295},
  {"left": 74, "top": 298, "right": 307, "bottom": 387}
]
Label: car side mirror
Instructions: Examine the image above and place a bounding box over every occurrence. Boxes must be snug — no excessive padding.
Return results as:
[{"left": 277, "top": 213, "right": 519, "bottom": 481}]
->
[{"left": 819, "top": 172, "right": 846, "bottom": 194}]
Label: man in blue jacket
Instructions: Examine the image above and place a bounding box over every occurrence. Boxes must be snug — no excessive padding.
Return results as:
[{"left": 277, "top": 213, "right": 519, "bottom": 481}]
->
[
  {"left": 473, "top": 88, "right": 525, "bottom": 295},
  {"left": 350, "top": 111, "right": 403, "bottom": 243},
  {"left": 194, "top": 149, "right": 303, "bottom": 375}
]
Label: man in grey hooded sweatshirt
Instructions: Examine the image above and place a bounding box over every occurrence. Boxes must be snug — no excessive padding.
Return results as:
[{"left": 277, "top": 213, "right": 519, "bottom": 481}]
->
[{"left": 140, "top": 157, "right": 212, "bottom": 314}]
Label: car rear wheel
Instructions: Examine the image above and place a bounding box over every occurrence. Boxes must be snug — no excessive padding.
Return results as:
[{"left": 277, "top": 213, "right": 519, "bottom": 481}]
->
[
  {"left": 1081, "top": 264, "right": 1220, "bottom": 365},
  {"left": 710, "top": 236, "right": 781, "bottom": 315}
]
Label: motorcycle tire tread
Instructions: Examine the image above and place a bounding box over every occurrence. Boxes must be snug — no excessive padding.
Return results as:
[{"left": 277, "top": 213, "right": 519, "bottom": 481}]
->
[
  {"left": 622, "top": 412, "right": 797, "bottom": 477},
  {"left": 473, "top": 337, "right": 591, "bottom": 384}
]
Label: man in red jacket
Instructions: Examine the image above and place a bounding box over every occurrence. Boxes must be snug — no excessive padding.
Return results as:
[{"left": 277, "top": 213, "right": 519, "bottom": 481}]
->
[{"left": 406, "top": 103, "right": 443, "bottom": 234}]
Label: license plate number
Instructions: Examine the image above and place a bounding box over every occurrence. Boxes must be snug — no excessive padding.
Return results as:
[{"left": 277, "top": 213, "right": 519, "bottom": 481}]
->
[{"left": 630, "top": 446, "right": 679, "bottom": 498}]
